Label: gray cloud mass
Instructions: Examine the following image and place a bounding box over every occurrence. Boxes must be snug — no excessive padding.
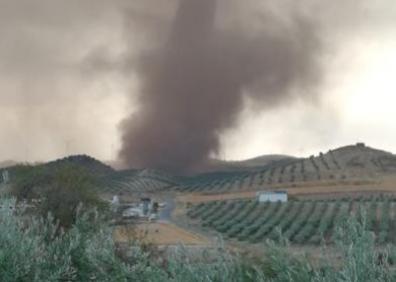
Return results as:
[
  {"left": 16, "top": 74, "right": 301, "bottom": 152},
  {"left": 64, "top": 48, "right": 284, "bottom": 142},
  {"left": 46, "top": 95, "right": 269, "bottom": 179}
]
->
[{"left": 0, "top": 0, "right": 394, "bottom": 172}]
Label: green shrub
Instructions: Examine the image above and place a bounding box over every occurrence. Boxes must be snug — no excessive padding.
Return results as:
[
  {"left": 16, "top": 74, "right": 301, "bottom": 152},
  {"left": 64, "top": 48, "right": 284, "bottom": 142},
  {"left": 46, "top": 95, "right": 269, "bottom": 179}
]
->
[
  {"left": 263, "top": 215, "right": 394, "bottom": 281},
  {"left": 0, "top": 198, "right": 266, "bottom": 282},
  {"left": 2, "top": 197, "right": 396, "bottom": 281},
  {"left": 39, "top": 165, "right": 106, "bottom": 228},
  {"left": 10, "top": 164, "right": 105, "bottom": 228},
  {"left": 0, "top": 198, "right": 132, "bottom": 281}
]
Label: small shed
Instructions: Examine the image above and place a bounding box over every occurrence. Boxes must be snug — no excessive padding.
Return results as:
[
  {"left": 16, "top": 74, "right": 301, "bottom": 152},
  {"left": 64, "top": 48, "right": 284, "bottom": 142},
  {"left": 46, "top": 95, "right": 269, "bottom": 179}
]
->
[{"left": 257, "top": 191, "right": 288, "bottom": 203}]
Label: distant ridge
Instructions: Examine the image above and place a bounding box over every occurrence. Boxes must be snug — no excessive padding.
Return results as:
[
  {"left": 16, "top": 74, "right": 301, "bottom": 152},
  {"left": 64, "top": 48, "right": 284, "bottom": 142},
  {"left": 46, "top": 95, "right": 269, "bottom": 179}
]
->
[
  {"left": 174, "top": 143, "right": 396, "bottom": 193},
  {"left": 4, "top": 143, "right": 396, "bottom": 195},
  {"left": 0, "top": 160, "right": 18, "bottom": 169},
  {"left": 205, "top": 155, "right": 297, "bottom": 172},
  {"left": 95, "top": 143, "right": 396, "bottom": 195},
  {"left": 45, "top": 155, "right": 115, "bottom": 176}
]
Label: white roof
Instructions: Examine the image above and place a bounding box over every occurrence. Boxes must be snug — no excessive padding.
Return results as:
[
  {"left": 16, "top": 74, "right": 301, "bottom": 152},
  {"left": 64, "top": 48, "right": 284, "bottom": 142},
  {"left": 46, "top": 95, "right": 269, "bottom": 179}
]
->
[{"left": 256, "top": 191, "right": 287, "bottom": 195}]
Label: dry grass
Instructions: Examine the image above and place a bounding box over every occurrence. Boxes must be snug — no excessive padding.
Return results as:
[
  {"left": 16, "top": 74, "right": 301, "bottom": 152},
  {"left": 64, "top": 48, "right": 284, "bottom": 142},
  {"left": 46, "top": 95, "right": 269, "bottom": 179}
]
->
[{"left": 113, "top": 222, "right": 210, "bottom": 246}]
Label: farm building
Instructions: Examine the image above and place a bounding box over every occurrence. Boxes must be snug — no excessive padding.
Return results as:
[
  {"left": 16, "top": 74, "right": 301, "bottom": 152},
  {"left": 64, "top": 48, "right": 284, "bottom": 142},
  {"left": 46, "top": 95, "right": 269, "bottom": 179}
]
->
[{"left": 257, "top": 191, "right": 288, "bottom": 203}]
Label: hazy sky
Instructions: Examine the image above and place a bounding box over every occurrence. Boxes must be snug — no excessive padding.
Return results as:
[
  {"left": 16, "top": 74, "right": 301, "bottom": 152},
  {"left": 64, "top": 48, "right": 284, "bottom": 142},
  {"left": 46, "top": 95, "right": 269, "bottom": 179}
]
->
[{"left": 0, "top": 0, "right": 396, "bottom": 165}]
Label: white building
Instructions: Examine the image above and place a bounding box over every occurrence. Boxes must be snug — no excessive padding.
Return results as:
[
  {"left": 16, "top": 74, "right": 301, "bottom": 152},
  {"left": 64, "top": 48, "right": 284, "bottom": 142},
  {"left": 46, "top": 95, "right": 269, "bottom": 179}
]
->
[{"left": 257, "top": 191, "right": 288, "bottom": 203}]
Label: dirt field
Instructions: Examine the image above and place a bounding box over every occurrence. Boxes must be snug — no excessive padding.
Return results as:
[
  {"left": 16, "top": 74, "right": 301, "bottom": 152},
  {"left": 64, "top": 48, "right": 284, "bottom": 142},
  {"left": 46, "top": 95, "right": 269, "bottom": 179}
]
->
[
  {"left": 178, "top": 176, "right": 396, "bottom": 203},
  {"left": 114, "top": 222, "right": 211, "bottom": 246}
]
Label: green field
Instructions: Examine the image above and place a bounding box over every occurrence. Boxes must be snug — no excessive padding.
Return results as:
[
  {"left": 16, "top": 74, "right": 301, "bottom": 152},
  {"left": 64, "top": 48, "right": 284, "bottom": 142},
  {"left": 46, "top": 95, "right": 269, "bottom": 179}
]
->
[{"left": 188, "top": 196, "right": 396, "bottom": 245}]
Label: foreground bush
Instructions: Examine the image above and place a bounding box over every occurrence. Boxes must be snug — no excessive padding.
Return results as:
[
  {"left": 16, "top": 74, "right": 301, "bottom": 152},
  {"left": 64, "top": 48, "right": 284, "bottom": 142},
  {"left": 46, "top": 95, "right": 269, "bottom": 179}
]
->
[
  {"left": 0, "top": 198, "right": 263, "bottom": 282},
  {"left": 10, "top": 164, "right": 105, "bottom": 228},
  {"left": 262, "top": 216, "right": 394, "bottom": 281},
  {"left": 0, "top": 198, "right": 395, "bottom": 281},
  {"left": 0, "top": 199, "right": 129, "bottom": 281}
]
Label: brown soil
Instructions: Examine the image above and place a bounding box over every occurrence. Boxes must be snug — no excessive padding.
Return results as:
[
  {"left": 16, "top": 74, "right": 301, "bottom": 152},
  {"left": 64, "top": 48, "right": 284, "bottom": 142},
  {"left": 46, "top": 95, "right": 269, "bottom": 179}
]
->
[
  {"left": 114, "top": 222, "right": 211, "bottom": 246},
  {"left": 178, "top": 177, "right": 396, "bottom": 204}
]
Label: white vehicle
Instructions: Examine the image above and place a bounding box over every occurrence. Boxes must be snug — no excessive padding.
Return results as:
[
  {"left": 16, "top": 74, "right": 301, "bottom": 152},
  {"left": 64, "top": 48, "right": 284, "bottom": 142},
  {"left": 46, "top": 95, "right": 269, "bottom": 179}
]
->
[
  {"left": 158, "top": 203, "right": 167, "bottom": 208},
  {"left": 122, "top": 207, "right": 144, "bottom": 218},
  {"left": 256, "top": 191, "right": 288, "bottom": 203},
  {"left": 148, "top": 213, "right": 158, "bottom": 222}
]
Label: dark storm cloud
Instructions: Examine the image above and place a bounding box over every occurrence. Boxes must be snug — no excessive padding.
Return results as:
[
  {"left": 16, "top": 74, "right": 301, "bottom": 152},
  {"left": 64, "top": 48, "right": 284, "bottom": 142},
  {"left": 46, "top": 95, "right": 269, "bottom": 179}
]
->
[
  {"left": 0, "top": 0, "right": 394, "bottom": 168},
  {"left": 118, "top": 0, "right": 323, "bottom": 173}
]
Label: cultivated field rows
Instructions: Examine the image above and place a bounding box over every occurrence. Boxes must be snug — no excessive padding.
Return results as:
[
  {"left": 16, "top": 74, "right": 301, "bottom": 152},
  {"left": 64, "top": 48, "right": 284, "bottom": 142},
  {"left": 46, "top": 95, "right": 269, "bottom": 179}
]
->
[
  {"left": 177, "top": 146, "right": 394, "bottom": 193},
  {"left": 187, "top": 196, "right": 396, "bottom": 245},
  {"left": 94, "top": 145, "right": 396, "bottom": 195}
]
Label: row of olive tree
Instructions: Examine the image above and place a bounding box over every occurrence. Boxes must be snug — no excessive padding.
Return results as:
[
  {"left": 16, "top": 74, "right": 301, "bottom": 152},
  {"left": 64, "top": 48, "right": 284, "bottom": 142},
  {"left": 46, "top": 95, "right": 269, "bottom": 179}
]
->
[{"left": 1, "top": 197, "right": 395, "bottom": 281}]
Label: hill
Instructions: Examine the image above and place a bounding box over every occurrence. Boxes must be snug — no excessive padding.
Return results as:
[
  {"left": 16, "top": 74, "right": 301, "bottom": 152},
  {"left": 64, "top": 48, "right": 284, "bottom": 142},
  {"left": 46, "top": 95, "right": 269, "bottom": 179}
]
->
[
  {"left": 0, "top": 160, "right": 18, "bottom": 169},
  {"left": 175, "top": 143, "right": 396, "bottom": 193},
  {"left": 205, "top": 155, "right": 297, "bottom": 172},
  {"left": 4, "top": 155, "right": 114, "bottom": 185},
  {"left": 1, "top": 155, "right": 178, "bottom": 196},
  {"left": 14, "top": 143, "right": 394, "bottom": 196},
  {"left": 45, "top": 155, "right": 115, "bottom": 177},
  {"left": 98, "top": 168, "right": 178, "bottom": 195}
]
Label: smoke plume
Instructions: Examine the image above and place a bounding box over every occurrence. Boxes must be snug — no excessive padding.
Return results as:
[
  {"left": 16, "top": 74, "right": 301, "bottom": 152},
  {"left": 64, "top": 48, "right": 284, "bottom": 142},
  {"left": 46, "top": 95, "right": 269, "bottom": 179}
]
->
[
  {"left": 119, "top": 0, "right": 322, "bottom": 173},
  {"left": 0, "top": 0, "right": 395, "bottom": 166}
]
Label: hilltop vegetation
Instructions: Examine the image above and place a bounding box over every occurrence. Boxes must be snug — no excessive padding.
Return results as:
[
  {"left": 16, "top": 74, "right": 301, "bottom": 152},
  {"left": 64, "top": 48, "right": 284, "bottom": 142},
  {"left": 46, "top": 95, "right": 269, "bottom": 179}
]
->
[
  {"left": 4, "top": 155, "right": 114, "bottom": 181},
  {"left": 0, "top": 160, "right": 18, "bottom": 169},
  {"left": 3, "top": 143, "right": 396, "bottom": 196},
  {"left": 95, "top": 143, "right": 396, "bottom": 195},
  {"left": 205, "top": 154, "right": 296, "bottom": 172},
  {"left": 175, "top": 143, "right": 396, "bottom": 193},
  {"left": 98, "top": 169, "right": 178, "bottom": 194},
  {"left": 44, "top": 155, "right": 115, "bottom": 176}
]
